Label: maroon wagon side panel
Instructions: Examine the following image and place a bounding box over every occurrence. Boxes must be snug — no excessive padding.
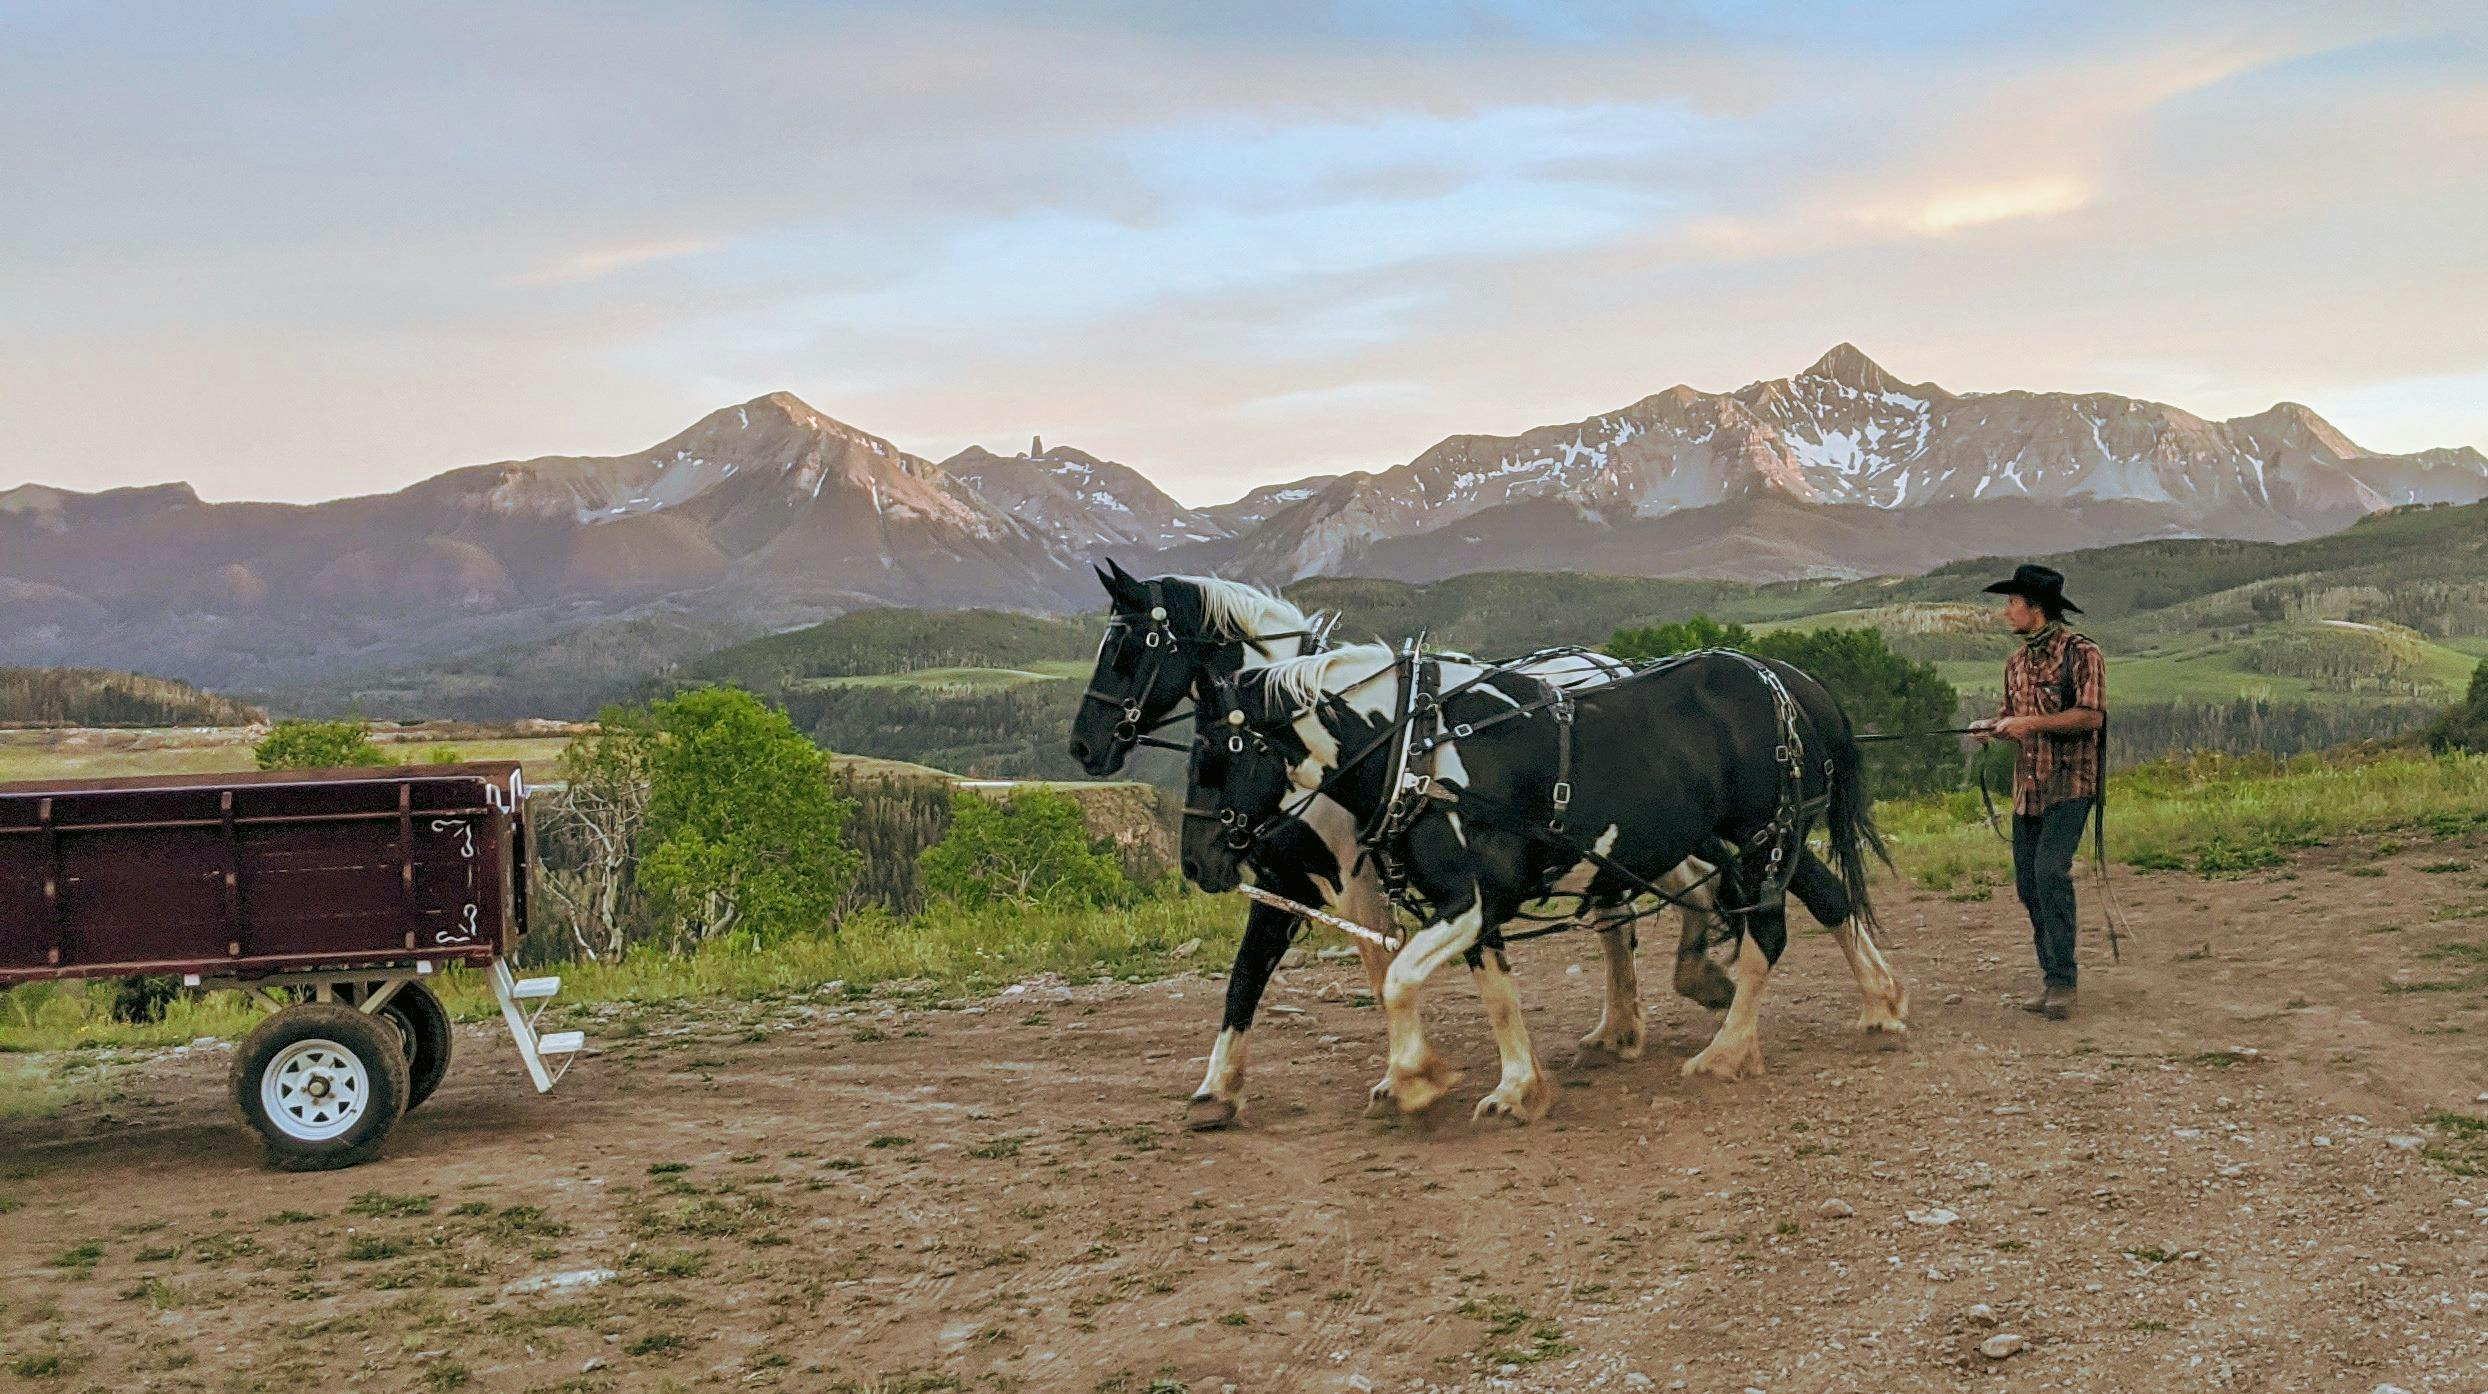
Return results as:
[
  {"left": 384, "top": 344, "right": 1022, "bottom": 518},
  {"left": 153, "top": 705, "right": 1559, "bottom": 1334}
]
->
[{"left": 0, "top": 762, "right": 527, "bottom": 984}]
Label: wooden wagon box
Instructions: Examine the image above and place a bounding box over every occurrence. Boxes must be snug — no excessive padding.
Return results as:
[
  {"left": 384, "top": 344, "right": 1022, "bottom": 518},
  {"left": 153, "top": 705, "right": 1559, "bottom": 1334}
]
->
[{"left": 0, "top": 762, "right": 528, "bottom": 985}]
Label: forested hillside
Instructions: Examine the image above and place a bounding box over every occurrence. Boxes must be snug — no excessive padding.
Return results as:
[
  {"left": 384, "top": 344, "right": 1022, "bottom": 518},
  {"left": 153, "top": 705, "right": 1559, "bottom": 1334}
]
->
[{"left": 0, "top": 667, "right": 264, "bottom": 727}]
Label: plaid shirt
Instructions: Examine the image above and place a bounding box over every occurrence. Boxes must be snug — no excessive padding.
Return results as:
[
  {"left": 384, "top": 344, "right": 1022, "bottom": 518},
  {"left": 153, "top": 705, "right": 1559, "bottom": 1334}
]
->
[{"left": 1996, "top": 626, "right": 2106, "bottom": 815}]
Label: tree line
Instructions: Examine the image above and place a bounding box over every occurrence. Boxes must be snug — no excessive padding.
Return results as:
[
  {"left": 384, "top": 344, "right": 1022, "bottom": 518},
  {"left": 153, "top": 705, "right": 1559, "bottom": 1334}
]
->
[{"left": 0, "top": 666, "right": 263, "bottom": 727}]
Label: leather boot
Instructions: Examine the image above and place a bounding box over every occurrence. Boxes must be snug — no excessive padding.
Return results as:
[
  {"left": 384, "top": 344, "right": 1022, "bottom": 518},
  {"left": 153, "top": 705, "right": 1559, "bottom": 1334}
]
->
[{"left": 2020, "top": 985, "right": 2074, "bottom": 1019}]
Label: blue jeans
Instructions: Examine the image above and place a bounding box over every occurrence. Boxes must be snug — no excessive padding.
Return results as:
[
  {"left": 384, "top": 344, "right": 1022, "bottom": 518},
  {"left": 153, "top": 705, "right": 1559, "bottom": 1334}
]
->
[{"left": 2013, "top": 797, "right": 2092, "bottom": 989}]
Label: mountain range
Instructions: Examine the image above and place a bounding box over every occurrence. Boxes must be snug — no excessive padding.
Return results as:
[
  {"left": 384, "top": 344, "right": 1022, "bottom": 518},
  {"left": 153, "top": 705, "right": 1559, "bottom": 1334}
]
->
[{"left": 3, "top": 345, "right": 2482, "bottom": 692}]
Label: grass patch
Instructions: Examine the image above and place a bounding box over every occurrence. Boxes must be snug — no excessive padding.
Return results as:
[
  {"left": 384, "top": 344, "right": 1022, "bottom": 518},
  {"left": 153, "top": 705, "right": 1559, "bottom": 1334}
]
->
[
  {"left": 1886, "top": 750, "right": 2488, "bottom": 893},
  {"left": 11, "top": 1352, "right": 70, "bottom": 1379},
  {"left": 344, "top": 1192, "right": 434, "bottom": 1219},
  {"left": 2418, "top": 1109, "right": 2487, "bottom": 1177}
]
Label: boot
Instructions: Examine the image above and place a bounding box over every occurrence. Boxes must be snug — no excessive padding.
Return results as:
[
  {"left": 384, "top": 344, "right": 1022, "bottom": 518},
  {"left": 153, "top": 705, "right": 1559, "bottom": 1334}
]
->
[{"left": 2019, "top": 984, "right": 2074, "bottom": 1019}]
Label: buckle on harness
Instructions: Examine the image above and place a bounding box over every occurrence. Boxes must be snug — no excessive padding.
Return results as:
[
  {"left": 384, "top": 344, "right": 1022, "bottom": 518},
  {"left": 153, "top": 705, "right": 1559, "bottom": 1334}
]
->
[
  {"left": 1452, "top": 722, "right": 1473, "bottom": 739},
  {"left": 1551, "top": 780, "right": 1572, "bottom": 810}
]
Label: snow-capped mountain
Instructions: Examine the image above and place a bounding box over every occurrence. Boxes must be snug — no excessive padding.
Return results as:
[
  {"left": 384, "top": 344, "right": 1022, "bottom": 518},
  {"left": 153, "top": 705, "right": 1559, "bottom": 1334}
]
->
[
  {"left": 939, "top": 440, "right": 1227, "bottom": 552},
  {"left": 1223, "top": 344, "right": 2488, "bottom": 581},
  {"left": 3, "top": 348, "right": 2482, "bottom": 689}
]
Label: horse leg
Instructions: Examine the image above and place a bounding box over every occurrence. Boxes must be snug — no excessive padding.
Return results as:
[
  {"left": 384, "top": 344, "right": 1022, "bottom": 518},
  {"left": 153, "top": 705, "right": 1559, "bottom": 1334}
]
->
[
  {"left": 1339, "top": 862, "right": 1397, "bottom": 1002},
  {"left": 1186, "top": 903, "right": 1295, "bottom": 1130},
  {"left": 1833, "top": 920, "right": 1910, "bottom": 1037},
  {"left": 1665, "top": 854, "right": 1737, "bottom": 1010},
  {"left": 1785, "top": 851, "right": 1909, "bottom": 1038},
  {"left": 1683, "top": 894, "right": 1787, "bottom": 1082},
  {"left": 1470, "top": 945, "right": 1553, "bottom": 1124},
  {"left": 1574, "top": 911, "right": 1645, "bottom": 1063},
  {"left": 1370, "top": 904, "right": 1478, "bottom": 1116}
]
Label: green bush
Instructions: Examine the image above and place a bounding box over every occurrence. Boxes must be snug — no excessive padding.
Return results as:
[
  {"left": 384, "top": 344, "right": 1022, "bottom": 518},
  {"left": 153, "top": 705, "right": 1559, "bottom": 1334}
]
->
[
  {"left": 2425, "top": 659, "right": 2488, "bottom": 754},
  {"left": 917, "top": 788, "right": 1135, "bottom": 911},
  {"left": 638, "top": 687, "right": 860, "bottom": 945},
  {"left": 253, "top": 718, "right": 388, "bottom": 770}
]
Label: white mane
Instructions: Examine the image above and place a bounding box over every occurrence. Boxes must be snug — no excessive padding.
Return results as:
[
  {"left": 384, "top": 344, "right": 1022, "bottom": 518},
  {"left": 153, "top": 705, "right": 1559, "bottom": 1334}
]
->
[
  {"left": 1262, "top": 642, "right": 1397, "bottom": 710},
  {"left": 1178, "top": 575, "right": 1324, "bottom": 656}
]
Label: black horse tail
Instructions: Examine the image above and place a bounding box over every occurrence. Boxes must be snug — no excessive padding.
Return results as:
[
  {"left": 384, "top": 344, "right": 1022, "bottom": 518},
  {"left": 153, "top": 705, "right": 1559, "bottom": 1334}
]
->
[{"left": 1825, "top": 720, "right": 1892, "bottom": 931}]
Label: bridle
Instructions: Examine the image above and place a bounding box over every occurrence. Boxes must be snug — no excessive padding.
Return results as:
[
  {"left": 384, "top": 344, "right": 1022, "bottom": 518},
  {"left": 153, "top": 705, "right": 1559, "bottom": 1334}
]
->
[{"left": 1082, "top": 579, "right": 1332, "bottom": 761}]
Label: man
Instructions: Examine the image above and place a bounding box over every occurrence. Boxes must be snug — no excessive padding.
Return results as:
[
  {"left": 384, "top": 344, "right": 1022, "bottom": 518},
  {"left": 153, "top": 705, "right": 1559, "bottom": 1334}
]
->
[{"left": 1970, "top": 564, "right": 2105, "bottom": 1020}]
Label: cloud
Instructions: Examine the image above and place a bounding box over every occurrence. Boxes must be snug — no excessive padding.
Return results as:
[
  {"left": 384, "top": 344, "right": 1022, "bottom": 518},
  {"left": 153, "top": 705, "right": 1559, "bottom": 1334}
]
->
[
  {"left": 1898, "top": 177, "right": 2094, "bottom": 235},
  {"left": 519, "top": 238, "right": 728, "bottom": 286},
  {"left": 0, "top": 1, "right": 2481, "bottom": 507}
]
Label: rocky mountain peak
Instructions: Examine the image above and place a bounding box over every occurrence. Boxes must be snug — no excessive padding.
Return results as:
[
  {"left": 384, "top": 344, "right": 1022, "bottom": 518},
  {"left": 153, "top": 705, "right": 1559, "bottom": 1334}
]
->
[{"left": 1800, "top": 342, "right": 1903, "bottom": 394}]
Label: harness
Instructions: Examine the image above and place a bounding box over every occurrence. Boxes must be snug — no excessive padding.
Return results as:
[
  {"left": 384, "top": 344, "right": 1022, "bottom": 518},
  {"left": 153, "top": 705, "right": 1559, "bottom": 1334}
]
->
[{"left": 1202, "top": 646, "right": 1832, "bottom": 944}]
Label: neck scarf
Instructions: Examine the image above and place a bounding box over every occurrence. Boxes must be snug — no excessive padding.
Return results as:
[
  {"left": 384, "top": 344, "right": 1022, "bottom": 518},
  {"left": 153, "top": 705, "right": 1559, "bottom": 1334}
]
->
[{"left": 2021, "top": 620, "right": 2064, "bottom": 651}]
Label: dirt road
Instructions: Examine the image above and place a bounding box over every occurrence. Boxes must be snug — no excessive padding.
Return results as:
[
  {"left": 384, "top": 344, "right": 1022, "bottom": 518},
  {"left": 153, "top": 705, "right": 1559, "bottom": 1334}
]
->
[{"left": 5, "top": 833, "right": 2485, "bottom": 1393}]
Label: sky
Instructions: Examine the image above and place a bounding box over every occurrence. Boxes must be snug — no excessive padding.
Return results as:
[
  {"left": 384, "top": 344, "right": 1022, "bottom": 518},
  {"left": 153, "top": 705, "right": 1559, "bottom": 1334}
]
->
[{"left": 3, "top": 1, "right": 2483, "bottom": 508}]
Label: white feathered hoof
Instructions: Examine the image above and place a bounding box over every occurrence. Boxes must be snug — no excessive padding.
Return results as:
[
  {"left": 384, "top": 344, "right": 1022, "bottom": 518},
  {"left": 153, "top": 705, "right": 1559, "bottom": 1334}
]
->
[
  {"left": 1471, "top": 1071, "right": 1553, "bottom": 1126},
  {"left": 1681, "top": 1033, "right": 1765, "bottom": 1082},
  {"left": 1369, "top": 1052, "right": 1458, "bottom": 1116}
]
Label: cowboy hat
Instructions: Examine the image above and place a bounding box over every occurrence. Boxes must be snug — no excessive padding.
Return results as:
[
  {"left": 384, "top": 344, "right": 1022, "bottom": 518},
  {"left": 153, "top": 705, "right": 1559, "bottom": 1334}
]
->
[{"left": 1981, "top": 563, "right": 2083, "bottom": 615}]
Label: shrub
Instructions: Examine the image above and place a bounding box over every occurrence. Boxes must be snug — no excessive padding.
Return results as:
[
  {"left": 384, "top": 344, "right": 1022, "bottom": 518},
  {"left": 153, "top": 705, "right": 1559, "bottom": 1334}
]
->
[
  {"left": 638, "top": 687, "right": 861, "bottom": 945},
  {"left": 917, "top": 788, "right": 1136, "bottom": 911},
  {"left": 253, "top": 718, "right": 387, "bottom": 770},
  {"left": 2425, "top": 659, "right": 2488, "bottom": 754}
]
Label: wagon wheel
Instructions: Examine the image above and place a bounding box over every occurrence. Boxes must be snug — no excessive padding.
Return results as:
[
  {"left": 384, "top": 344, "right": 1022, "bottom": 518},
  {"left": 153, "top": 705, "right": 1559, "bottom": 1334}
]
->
[
  {"left": 375, "top": 983, "right": 454, "bottom": 1113},
  {"left": 230, "top": 1003, "right": 410, "bottom": 1172}
]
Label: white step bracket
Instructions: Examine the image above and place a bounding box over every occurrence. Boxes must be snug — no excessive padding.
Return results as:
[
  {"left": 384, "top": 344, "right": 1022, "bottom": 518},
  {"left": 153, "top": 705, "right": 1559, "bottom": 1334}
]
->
[{"left": 489, "top": 958, "right": 583, "bottom": 1092}]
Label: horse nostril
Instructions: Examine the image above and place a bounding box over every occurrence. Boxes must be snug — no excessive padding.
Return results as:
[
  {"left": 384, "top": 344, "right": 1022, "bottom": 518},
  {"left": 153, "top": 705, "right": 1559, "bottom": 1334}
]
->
[
  {"left": 1068, "top": 738, "right": 1090, "bottom": 762},
  {"left": 1181, "top": 856, "right": 1201, "bottom": 882}
]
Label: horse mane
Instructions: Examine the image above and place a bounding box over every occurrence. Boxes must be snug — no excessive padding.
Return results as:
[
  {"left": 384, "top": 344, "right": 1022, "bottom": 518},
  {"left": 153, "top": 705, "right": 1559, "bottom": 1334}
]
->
[
  {"left": 1175, "top": 575, "right": 1323, "bottom": 655},
  {"left": 1261, "top": 642, "right": 1396, "bottom": 709}
]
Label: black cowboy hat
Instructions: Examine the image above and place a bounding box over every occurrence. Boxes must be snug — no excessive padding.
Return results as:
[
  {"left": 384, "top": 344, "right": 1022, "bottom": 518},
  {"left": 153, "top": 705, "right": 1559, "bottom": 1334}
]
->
[{"left": 1982, "top": 562, "right": 2083, "bottom": 615}]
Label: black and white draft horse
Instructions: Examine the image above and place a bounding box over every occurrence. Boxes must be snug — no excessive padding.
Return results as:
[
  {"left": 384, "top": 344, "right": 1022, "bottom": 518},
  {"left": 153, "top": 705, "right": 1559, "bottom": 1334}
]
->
[
  {"left": 1067, "top": 561, "right": 1703, "bottom": 1127},
  {"left": 1183, "top": 643, "right": 1909, "bottom": 1120}
]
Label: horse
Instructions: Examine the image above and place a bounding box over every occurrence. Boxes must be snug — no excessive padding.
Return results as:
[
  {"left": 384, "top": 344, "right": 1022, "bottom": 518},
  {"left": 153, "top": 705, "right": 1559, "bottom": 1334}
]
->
[
  {"left": 1181, "top": 643, "right": 1909, "bottom": 1122},
  {"left": 1065, "top": 562, "right": 1724, "bottom": 1127}
]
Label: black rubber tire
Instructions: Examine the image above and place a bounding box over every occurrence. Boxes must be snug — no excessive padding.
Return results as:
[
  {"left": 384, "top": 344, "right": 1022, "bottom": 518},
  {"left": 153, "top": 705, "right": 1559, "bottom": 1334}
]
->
[
  {"left": 230, "top": 1003, "right": 410, "bottom": 1172},
  {"left": 377, "top": 983, "right": 454, "bottom": 1113}
]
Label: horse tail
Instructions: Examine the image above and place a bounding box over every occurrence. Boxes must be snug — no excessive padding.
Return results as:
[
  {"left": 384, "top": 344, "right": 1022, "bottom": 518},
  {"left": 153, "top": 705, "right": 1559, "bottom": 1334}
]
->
[{"left": 1825, "top": 715, "right": 1892, "bottom": 931}]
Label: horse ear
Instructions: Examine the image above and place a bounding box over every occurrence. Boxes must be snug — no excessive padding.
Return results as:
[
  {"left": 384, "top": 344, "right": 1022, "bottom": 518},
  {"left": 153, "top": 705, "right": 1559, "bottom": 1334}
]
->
[
  {"left": 1100, "top": 558, "right": 1145, "bottom": 605},
  {"left": 1093, "top": 563, "right": 1117, "bottom": 595}
]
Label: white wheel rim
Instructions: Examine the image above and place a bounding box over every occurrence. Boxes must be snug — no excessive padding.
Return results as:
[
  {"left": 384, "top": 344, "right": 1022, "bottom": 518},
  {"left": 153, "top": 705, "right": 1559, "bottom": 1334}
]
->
[{"left": 260, "top": 1038, "right": 372, "bottom": 1142}]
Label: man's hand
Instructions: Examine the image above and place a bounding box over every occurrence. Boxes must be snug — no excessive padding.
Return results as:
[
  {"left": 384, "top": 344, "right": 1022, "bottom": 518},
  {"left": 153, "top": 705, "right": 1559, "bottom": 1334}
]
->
[
  {"left": 1969, "top": 717, "right": 2007, "bottom": 744},
  {"left": 1987, "top": 715, "right": 2033, "bottom": 741}
]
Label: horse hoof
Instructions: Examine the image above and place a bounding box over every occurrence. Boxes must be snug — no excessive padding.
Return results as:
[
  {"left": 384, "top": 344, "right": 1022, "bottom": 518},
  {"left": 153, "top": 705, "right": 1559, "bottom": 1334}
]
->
[
  {"left": 1185, "top": 1094, "right": 1240, "bottom": 1131},
  {"left": 1575, "top": 1028, "right": 1644, "bottom": 1063},
  {"left": 1681, "top": 1044, "right": 1763, "bottom": 1082},
  {"left": 1674, "top": 958, "right": 1736, "bottom": 1011},
  {"left": 1472, "top": 1079, "right": 1552, "bottom": 1126}
]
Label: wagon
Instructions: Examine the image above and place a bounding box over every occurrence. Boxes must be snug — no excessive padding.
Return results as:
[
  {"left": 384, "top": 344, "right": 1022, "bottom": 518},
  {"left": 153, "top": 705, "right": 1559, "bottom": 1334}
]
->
[{"left": 0, "top": 761, "right": 581, "bottom": 1170}]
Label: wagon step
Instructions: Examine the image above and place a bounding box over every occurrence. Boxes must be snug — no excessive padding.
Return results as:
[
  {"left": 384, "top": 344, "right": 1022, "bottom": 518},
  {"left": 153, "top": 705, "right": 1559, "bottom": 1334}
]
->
[{"left": 487, "top": 959, "right": 584, "bottom": 1093}]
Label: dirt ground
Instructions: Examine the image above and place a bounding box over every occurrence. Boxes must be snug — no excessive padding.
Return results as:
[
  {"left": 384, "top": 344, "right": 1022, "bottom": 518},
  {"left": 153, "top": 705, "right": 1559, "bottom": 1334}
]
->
[{"left": 5, "top": 833, "right": 2486, "bottom": 1394}]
